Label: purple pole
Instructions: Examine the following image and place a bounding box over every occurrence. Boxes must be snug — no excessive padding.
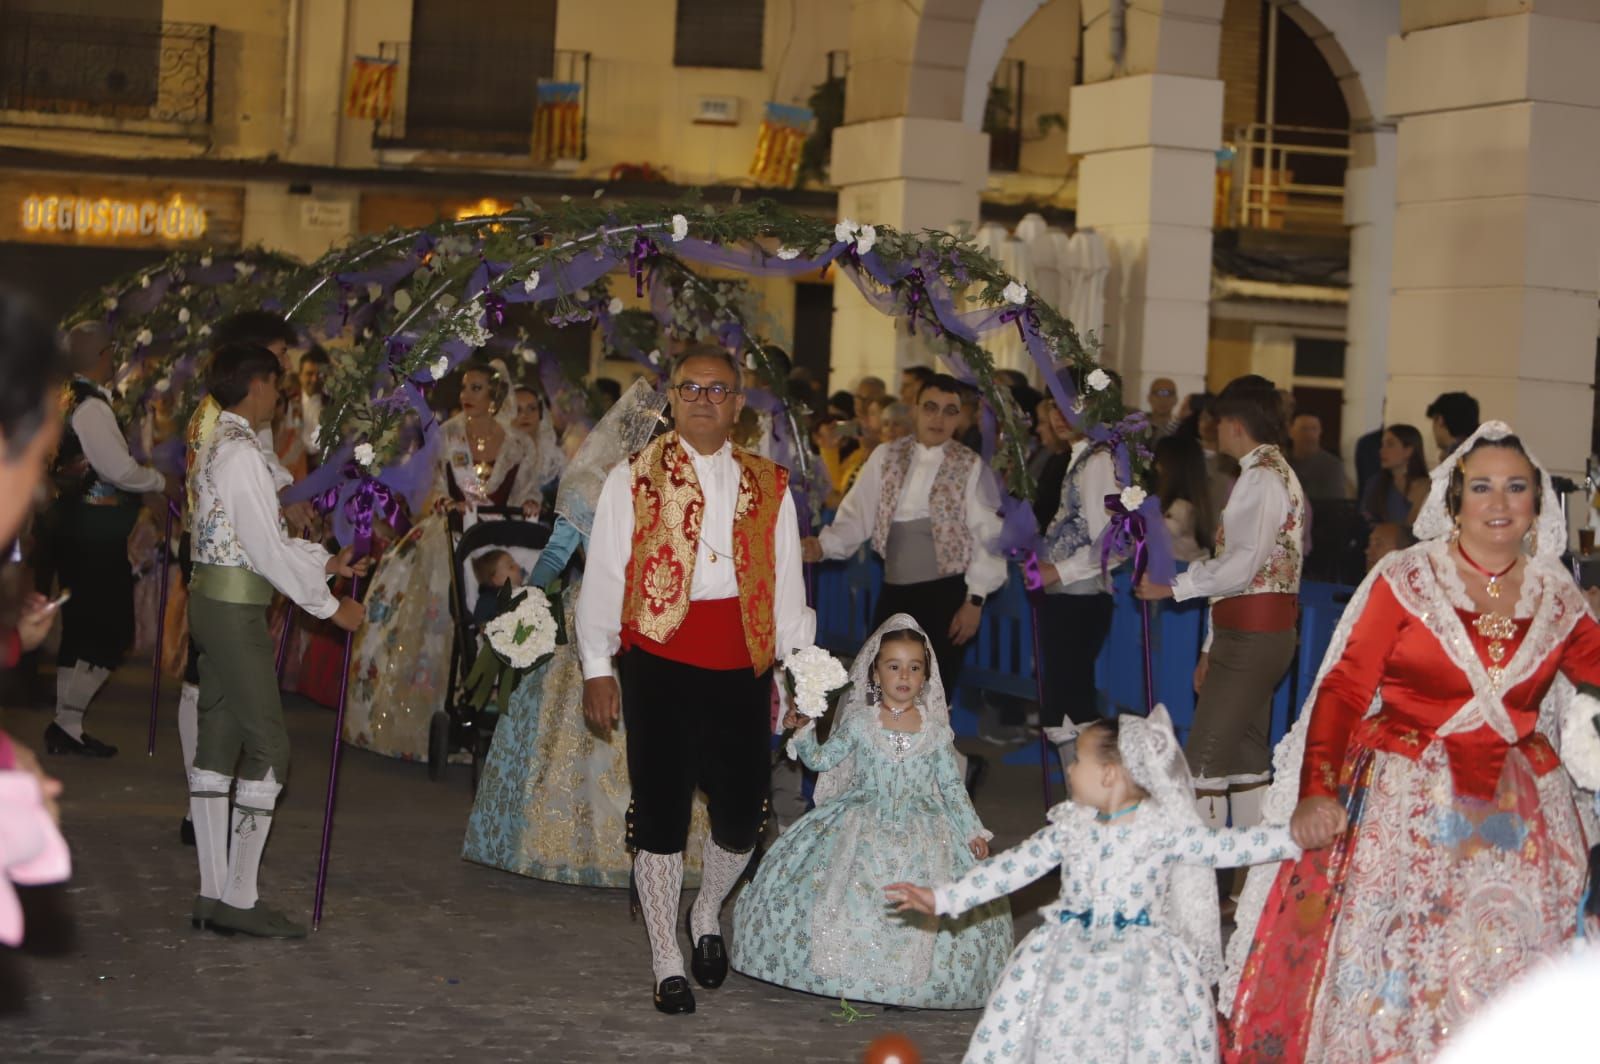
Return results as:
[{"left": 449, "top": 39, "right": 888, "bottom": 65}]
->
[
  {"left": 313, "top": 575, "right": 359, "bottom": 930},
  {"left": 145, "top": 503, "right": 176, "bottom": 757}
]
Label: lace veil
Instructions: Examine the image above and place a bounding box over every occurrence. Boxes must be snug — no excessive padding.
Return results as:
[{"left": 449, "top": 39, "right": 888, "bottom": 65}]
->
[
  {"left": 1117, "top": 706, "right": 1225, "bottom": 983},
  {"left": 1220, "top": 419, "right": 1588, "bottom": 1010},
  {"left": 554, "top": 377, "right": 667, "bottom": 541},
  {"left": 811, "top": 613, "right": 954, "bottom": 807}
]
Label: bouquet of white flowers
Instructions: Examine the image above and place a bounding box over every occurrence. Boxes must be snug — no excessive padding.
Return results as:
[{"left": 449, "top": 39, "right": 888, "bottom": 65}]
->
[
  {"left": 465, "top": 587, "right": 561, "bottom": 713},
  {"left": 782, "top": 645, "right": 850, "bottom": 720}
]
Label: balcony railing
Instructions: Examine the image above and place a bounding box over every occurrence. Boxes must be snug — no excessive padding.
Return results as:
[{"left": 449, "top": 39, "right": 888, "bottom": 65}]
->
[
  {"left": 373, "top": 42, "right": 589, "bottom": 162},
  {"left": 0, "top": 12, "right": 214, "bottom": 128},
  {"left": 1221, "top": 123, "right": 1351, "bottom": 232}
]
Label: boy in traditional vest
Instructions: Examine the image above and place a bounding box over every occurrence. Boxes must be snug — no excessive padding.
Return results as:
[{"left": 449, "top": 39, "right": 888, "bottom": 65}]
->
[
  {"left": 186, "top": 343, "right": 364, "bottom": 937},
  {"left": 1138, "top": 374, "right": 1306, "bottom": 835}
]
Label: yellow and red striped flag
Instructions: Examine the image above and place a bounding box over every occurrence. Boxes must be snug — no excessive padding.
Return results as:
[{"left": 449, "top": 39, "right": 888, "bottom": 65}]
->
[{"left": 345, "top": 56, "right": 397, "bottom": 121}]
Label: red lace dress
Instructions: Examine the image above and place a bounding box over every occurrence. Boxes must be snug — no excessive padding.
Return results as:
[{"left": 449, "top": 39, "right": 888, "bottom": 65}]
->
[{"left": 1227, "top": 551, "right": 1600, "bottom": 1062}]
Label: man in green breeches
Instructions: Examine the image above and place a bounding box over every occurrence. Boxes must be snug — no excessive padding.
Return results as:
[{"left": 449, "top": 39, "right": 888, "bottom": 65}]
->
[{"left": 186, "top": 343, "right": 366, "bottom": 938}]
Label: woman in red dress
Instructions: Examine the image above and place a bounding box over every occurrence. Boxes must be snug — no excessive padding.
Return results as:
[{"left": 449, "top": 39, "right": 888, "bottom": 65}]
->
[{"left": 1223, "top": 422, "right": 1600, "bottom": 1063}]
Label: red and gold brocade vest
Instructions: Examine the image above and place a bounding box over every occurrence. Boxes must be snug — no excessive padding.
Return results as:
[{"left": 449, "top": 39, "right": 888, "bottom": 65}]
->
[
  {"left": 1211, "top": 445, "right": 1306, "bottom": 602},
  {"left": 619, "top": 431, "right": 788, "bottom": 673}
]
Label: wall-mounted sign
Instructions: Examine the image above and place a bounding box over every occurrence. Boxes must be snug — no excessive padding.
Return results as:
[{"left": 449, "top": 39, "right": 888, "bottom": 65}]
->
[
  {"left": 300, "top": 199, "right": 354, "bottom": 233},
  {"left": 2, "top": 175, "right": 243, "bottom": 249},
  {"left": 22, "top": 192, "right": 208, "bottom": 241}
]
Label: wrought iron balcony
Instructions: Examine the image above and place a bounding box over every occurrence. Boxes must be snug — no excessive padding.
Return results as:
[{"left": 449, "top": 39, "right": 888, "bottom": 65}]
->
[
  {"left": 372, "top": 42, "right": 589, "bottom": 162},
  {"left": 0, "top": 12, "right": 214, "bottom": 129}
]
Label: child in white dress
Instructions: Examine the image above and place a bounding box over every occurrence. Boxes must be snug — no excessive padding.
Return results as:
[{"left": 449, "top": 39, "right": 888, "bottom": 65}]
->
[{"left": 886, "top": 707, "right": 1302, "bottom": 1063}]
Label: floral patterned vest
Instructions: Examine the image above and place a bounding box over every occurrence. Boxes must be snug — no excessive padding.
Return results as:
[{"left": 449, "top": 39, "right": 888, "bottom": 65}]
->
[
  {"left": 1212, "top": 445, "right": 1305, "bottom": 599},
  {"left": 1043, "top": 443, "right": 1109, "bottom": 560},
  {"left": 620, "top": 432, "right": 788, "bottom": 672},
  {"left": 871, "top": 437, "right": 977, "bottom": 578}
]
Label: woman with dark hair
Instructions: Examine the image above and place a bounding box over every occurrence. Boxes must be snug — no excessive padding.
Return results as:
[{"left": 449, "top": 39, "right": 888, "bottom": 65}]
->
[
  {"left": 344, "top": 358, "right": 545, "bottom": 761},
  {"left": 1225, "top": 423, "right": 1600, "bottom": 1062},
  {"left": 1154, "top": 434, "right": 1216, "bottom": 563},
  {"left": 1361, "top": 423, "right": 1430, "bottom": 527}
]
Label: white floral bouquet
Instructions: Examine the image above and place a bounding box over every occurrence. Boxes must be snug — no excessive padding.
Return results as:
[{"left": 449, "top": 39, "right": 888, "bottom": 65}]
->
[
  {"left": 465, "top": 588, "right": 561, "bottom": 713},
  {"left": 782, "top": 645, "right": 850, "bottom": 720}
]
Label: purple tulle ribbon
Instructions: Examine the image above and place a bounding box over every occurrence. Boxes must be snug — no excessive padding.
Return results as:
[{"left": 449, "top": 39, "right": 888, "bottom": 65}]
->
[
  {"left": 344, "top": 473, "right": 401, "bottom": 556},
  {"left": 627, "top": 233, "right": 660, "bottom": 298}
]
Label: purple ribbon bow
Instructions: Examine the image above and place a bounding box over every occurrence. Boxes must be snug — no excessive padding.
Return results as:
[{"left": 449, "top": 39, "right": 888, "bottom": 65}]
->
[
  {"left": 344, "top": 475, "right": 402, "bottom": 556},
  {"left": 627, "top": 233, "right": 660, "bottom": 298},
  {"left": 1101, "top": 493, "right": 1149, "bottom": 584}
]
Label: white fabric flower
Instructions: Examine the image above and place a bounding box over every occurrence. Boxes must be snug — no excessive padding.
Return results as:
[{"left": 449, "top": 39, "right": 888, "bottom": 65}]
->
[
  {"left": 783, "top": 646, "right": 850, "bottom": 719},
  {"left": 647, "top": 349, "right": 662, "bottom": 365},
  {"left": 199, "top": 254, "right": 212, "bottom": 268},
  {"left": 234, "top": 261, "right": 256, "bottom": 280},
  {"left": 776, "top": 247, "right": 801, "bottom": 261},
  {"left": 671, "top": 214, "right": 689, "bottom": 242},
  {"left": 745, "top": 352, "right": 758, "bottom": 370},
  {"left": 855, "top": 224, "right": 877, "bottom": 255},
  {"left": 103, "top": 297, "right": 117, "bottom": 311},
  {"left": 523, "top": 271, "right": 541, "bottom": 293},
  {"left": 353, "top": 442, "right": 376, "bottom": 469},
  {"left": 518, "top": 346, "right": 538, "bottom": 364},
  {"left": 177, "top": 307, "right": 191, "bottom": 324},
  {"left": 135, "top": 328, "right": 153, "bottom": 347},
  {"left": 1087, "top": 368, "right": 1111, "bottom": 392},
  {"left": 153, "top": 378, "right": 171, "bottom": 393},
  {"left": 834, "top": 219, "right": 858, "bottom": 244},
  {"left": 430, "top": 355, "right": 451, "bottom": 380},
  {"left": 198, "top": 324, "right": 211, "bottom": 338},
  {"left": 392, "top": 289, "right": 413, "bottom": 313},
  {"left": 139, "top": 274, "right": 151, "bottom": 289},
  {"left": 366, "top": 282, "right": 383, "bottom": 302},
  {"left": 608, "top": 297, "right": 623, "bottom": 316},
  {"left": 1003, "top": 280, "right": 1029, "bottom": 305},
  {"left": 1120, "top": 485, "right": 1148, "bottom": 512}
]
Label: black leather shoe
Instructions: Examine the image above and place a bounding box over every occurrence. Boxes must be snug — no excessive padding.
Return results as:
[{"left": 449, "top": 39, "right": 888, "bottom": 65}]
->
[
  {"left": 653, "top": 976, "right": 695, "bottom": 1015},
  {"left": 180, "top": 817, "right": 196, "bottom": 846},
  {"left": 44, "top": 723, "right": 117, "bottom": 758},
  {"left": 686, "top": 910, "right": 728, "bottom": 989}
]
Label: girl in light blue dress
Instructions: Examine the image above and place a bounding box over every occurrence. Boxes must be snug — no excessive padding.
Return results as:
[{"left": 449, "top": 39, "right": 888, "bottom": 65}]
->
[
  {"left": 730, "top": 614, "right": 1012, "bottom": 1009},
  {"left": 885, "top": 708, "right": 1302, "bottom": 1064}
]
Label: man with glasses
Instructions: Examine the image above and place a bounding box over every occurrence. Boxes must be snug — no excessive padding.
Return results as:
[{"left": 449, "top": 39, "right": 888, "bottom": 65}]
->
[
  {"left": 576, "top": 345, "right": 814, "bottom": 1016},
  {"left": 803, "top": 372, "right": 1005, "bottom": 696},
  {"left": 1148, "top": 376, "right": 1179, "bottom": 437}
]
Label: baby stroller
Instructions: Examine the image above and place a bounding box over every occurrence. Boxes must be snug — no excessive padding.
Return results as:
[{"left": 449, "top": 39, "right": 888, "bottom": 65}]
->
[{"left": 430, "top": 506, "right": 550, "bottom": 787}]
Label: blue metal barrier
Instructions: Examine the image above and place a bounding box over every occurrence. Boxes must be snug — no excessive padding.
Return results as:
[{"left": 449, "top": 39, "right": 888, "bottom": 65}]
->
[{"left": 811, "top": 551, "right": 1356, "bottom": 765}]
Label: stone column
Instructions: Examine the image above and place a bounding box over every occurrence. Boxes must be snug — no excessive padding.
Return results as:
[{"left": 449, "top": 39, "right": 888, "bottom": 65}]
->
[
  {"left": 1068, "top": 0, "right": 1226, "bottom": 403},
  {"left": 1339, "top": 127, "right": 1397, "bottom": 463},
  {"left": 1385, "top": 3, "right": 1600, "bottom": 476},
  {"left": 827, "top": 117, "right": 990, "bottom": 387}
]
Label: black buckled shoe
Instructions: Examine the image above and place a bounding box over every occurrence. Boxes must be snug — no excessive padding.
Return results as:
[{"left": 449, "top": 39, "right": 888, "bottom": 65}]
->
[
  {"left": 44, "top": 723, "right": 117, "bottom": 757},
  {"left": 686, "top": 910, "right": 728, "bottom": 989},
  {"left": 653, "top": 976, "right": 695, "bottom": 1015}
]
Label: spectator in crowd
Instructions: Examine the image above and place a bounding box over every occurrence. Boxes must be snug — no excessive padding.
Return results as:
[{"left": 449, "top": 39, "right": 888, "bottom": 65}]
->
[
  {"left": 1364, "top": 521, "right": 1410, "bottom": 572},
  {"left": 955, "top": 388, "right": 983, "bottom": 453},
  {"left": 854, "top": 375, "right": 887, "bottom": 411},
  {"left": 899, "top": 365, "right": 934, "bottom": 406},
  {"left": 1030, "top": 399, "right": 1075, "bottom": 538},
  {"left": 1426, "top": 392, "right": 1480, "bottom": 460},
  {"left": 879, "top": 402, "right": 913, "bottom": 444},
  {"left": 1361, "top": 423, "right": 1431, "bottom": 528},
  {"left": 1154, "top": 434, "right": 1216, "bottom": 564},
  {"left": 1287, "top": 413, "right": 1349, "bottom": 501},
  {"left": 813, "top": 415, "right": 865, "bottom": 510},
  {"left": 1147, "top": 377, "right": 1179, "bottom": 437},
  {"left": 827, "top": 391, "right": 856, "bottom": 421}
]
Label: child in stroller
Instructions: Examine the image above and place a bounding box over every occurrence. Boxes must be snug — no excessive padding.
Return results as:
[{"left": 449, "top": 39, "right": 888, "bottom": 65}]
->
[{"left": 428, "top": 509, "right": 549, "bottom": 783}]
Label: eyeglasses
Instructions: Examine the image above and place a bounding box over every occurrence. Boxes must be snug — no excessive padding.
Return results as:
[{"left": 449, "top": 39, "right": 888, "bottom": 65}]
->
[
  {"left": 675, "top": 381, "right": 735, "bottom": 405},
  {"left": 921, "top": 400, "right": 961, "bottom": 418},
  {"left": 1151, "top": 388, "right": 1176, "bottom": 398}
]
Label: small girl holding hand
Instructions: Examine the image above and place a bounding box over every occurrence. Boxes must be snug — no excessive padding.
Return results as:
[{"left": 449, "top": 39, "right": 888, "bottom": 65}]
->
[
  {"left": 887, "top": 708, "right": 1304, "bottom": 1063},
  {"left": 731, "top": 614, "right": 1012, "bottom": 1009}
]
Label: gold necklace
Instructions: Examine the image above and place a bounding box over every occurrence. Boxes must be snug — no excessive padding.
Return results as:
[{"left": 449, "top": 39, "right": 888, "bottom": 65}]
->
[{"left": 698, "top": 535, "right": 733, "bottom": 565}]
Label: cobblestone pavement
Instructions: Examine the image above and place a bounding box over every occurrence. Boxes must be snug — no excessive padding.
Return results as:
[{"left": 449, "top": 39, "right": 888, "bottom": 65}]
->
[{"left": 2, "top": 666, "right": 1061, "bottom": 1063}]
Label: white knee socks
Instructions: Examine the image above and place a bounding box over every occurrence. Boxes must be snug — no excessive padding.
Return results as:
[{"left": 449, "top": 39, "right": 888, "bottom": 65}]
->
[
  {"left": 634, "top": 851, "right": 685, "bottom": 983},
  {"left": 690, "top": 838, "right": 749, "bottom": 940},
  {"left": 1229, "top": 784, "right": 1266, "bottom": 831},
  {"left": 54, "top": 661, "right": 110, "bottom": 738},
  {"left": 222, "top": 775, "right": 282, "bottom": 910},
  {"left": 188, "top": 767, "right": 232, "bottom": 901},
  {"left": 177, "top": 682, "right": 200, "bottom": 776},
  {"left": 1195, "top": 793, "right": 1229, "bottom": 830}
]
